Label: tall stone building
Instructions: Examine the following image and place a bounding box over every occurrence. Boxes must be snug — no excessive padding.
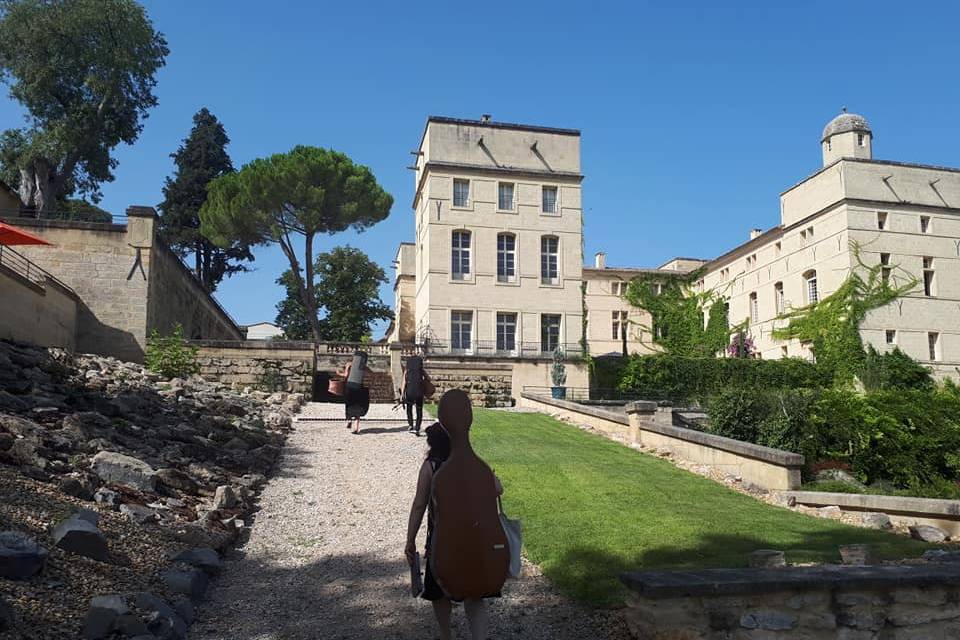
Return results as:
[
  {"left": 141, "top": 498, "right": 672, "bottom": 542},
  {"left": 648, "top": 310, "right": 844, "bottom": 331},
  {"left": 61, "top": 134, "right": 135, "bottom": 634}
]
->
[{"left": 408, "top": 116, "right": 584, "bottom": 356}]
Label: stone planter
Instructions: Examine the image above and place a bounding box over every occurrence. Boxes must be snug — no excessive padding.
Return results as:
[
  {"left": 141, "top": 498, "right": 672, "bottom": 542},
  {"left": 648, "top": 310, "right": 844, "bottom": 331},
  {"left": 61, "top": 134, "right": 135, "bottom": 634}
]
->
[{"left": 551, "top": 387, "right": 566, "bottom": 400}]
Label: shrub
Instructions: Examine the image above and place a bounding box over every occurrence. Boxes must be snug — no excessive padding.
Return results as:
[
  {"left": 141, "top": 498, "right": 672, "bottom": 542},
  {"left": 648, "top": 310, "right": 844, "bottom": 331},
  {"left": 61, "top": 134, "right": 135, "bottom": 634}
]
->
[
  {"left": 145, "top": 325, "right": 200, "bottom": 379},
  {"left": 551, "top": 348, "right": 567, "bottom": 387},
  {"left": 617, "top": 354, "right": 830, "bottom": 404},
  {"left": 859, "top": 346, "right": 934, "bottom": 391},
  {"left": 707, "top": 385, "right": 960, "bottom": 499}
]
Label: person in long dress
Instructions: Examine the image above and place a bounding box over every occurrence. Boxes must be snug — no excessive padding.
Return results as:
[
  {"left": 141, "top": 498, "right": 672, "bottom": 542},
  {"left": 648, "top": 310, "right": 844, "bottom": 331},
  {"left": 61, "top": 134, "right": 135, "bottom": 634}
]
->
[
  {"left": 400, "top": 355, "right": 430, "bottom": 436},
  {"left": 339, "top": 351, "right": 370, "bottom": 434}
]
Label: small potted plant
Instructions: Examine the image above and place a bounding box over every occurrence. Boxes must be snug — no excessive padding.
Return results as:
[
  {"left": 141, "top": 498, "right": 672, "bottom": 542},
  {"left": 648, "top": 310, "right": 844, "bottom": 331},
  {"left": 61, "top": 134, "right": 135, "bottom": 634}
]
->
[{"left": 550, "top": 348, "right": 567, "bottom": 399}]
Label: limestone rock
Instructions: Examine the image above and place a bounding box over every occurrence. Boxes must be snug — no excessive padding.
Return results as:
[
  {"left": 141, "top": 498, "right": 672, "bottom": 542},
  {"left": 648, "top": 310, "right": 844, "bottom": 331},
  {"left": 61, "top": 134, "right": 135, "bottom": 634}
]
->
[
  {"left": 135, "top": 592, "right": 187, "bottom": 639},
  {"left": 155, "top": 468, "right": 198, "bottom": 495},
  {"left": 58, "top": 476, "right": 95, "bottom": 501},
  {"left": 162, "top": 567, "right": 209, "bottom": 603},
  {"left": 120, "top": 503, "right": 157, "bottom": 524},
  {"left": 90, "top": 451, "right": 156, "bottom": 491},
  {"left": 861, "top": 512, "right": 892, "bottom": 530},
  {"left": 172, "top": 598, "right": 195, "bottom": 625},
  {"left": 51, "top": 515, "right": 108, "bottom": 562},
  {"left": 748, "top": 549, "right": 786, "bottom": 568},
  {"left": 923, "top": 550, "right": 960, "bottom": 563},
  {"left": 115, "top": 613, "right": 150, "bottom": 637},
  {"left": 0, "top": 596, "right": 13, "bottom": 632},
  {"left": 82, "top": 594, "right": 128, "bottom": 639},
  {"left": 171, "top": 547, "right": 221, "bottom": 575},
  {"left": 93, "top": 487, "right": 120, "bottom": 509},
  {"left": 816, "top": 505, "right": 843, "bottom": 519},
  {"left": 909, "top": 524, "right": 949, "bottom": 543},
  {"left": 0, "top": 530, "right": 48, "bottom": 579},
  {"left": 213, "top": 484, "right": 239, "bottom": 510}
]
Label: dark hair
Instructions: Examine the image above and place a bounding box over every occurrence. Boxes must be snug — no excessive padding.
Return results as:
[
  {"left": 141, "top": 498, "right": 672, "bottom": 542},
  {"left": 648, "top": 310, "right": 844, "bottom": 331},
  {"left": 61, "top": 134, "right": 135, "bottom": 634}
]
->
[{"left": 425, "top": 422, "right": 450, "bottom": 462}]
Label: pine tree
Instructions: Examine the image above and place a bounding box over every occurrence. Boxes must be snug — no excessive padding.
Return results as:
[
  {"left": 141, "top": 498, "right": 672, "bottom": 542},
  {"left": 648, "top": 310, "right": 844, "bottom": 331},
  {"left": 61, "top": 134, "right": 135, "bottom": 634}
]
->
[{"left": 159, "top": 108, "right": 253, "bottom": 292}]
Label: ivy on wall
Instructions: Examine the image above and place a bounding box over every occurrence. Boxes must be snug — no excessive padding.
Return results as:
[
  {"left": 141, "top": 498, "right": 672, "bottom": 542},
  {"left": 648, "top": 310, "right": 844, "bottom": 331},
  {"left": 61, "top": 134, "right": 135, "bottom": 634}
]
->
[
  {"left": 623, "top": 268, "right": 739, "bottom": 357},
  {"left": 772, "top": 243, "right": 918, "bottom": 384}
]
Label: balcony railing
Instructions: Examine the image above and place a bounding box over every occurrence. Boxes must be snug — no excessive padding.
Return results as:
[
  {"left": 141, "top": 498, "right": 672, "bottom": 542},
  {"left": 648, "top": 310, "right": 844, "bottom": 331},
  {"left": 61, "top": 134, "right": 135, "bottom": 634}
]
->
[
  {"left": 0, "top": 244, "right": 71, "bottom": 292},
  {"left": 415, "top": 340, "right": 584, "bottom": 358}
]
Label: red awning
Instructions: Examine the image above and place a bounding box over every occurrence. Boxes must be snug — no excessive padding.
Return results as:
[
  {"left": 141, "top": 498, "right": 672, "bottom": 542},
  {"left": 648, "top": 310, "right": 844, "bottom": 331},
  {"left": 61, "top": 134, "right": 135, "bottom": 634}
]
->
[{"left": 0, "top": 221, "right": 51, "bottom": 246}]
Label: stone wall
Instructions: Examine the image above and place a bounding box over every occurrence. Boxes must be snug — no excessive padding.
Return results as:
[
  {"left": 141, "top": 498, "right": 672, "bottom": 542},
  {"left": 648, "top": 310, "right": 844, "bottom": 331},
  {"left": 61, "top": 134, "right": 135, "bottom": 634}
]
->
[
  {"left": 193, "top": 341, "right": 316, "bottom": 395},
  {"left": 621, "top": 563, "right": 960, "bottom": 639},
  {"left": 423, "top": 359, "right": 513, "bottom": 407},
  {"left": 0, "top": 264, "right": 78, "bottom": 350},
  {"left": 8, "top": 208, "right": 241, "bottom": 362}
]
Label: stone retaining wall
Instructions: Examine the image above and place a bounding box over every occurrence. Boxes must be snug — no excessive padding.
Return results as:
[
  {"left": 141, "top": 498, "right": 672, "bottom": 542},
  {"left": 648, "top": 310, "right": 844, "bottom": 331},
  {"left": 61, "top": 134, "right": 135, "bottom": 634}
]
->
[
  {"left": 785, "top": 491, "right": 960, "bottom": 538},
  {"left": 519, "top": 393, "right": 803, "bottom": 491},
  {"left": 0, "top": 264, "right": 78, "bottom": 350},
  {"left": 621, "top": 563, "right": 960, "bottom": 639},
  {"left": 424, "top": 360, "right": 513, "bottom": 407},
  {"left": 192, "top": 341, "right": 315, "bottom": 395}
]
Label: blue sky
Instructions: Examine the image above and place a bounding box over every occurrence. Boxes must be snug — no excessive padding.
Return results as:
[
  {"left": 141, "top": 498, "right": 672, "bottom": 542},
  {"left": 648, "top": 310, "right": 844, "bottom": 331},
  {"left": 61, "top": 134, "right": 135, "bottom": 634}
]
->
[{"left": 3, "top": 1, "right": 960, "bottom": 337}]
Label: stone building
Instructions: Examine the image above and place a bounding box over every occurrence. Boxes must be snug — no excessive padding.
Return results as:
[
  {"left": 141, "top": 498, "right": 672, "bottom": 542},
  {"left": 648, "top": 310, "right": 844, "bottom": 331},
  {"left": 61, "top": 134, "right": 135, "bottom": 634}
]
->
[
  {"left": 693, "top": 111, "right": 960, "bottom": 377},
  {"left": 393, "top": 111, "right": 960, "bottom": 382}
]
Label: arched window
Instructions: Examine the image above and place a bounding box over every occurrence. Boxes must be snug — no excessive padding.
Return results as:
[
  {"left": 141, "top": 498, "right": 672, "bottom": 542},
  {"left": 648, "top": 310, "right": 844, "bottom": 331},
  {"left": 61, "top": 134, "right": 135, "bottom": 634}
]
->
[
  {"left": 497, "top": 233, "right": 516, "bottom": 283},
  {"left": 451, "top": 230, "right": 471, "bottom": 280},
  {"left": 803, "top": 270, "right": 818, "bottom": 304},
  {"left": 540, "top": 235, "right": 559, "bottom": 285}
]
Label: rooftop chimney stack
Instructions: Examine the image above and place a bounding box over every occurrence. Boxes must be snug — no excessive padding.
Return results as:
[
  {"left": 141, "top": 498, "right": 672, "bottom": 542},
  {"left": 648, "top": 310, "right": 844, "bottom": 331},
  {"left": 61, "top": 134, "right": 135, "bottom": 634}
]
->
[
  {"left": 595, "top": 252, "right": 606, "bottom": 269},
  {"left": 480, "top": 114, "right": 492, "bottom": 123},
  {"left": 750, "top": 228, "right": 763, "bottom": 240}
]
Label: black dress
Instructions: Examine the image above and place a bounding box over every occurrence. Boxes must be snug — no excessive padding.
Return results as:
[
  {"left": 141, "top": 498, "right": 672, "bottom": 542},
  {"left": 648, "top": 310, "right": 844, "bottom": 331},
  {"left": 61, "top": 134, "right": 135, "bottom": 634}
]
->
[
  {"left": 421, "top": 455, "right": 446, "bottom": 601},
  {"left": 344, "top": 352, "right": 370, "bottom": 419}
]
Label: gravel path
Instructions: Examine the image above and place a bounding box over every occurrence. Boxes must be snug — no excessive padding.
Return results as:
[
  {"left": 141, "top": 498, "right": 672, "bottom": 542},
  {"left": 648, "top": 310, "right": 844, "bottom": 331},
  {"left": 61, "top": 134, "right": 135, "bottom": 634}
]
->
[{"left": 196, "top": 403, "right": 628, "bottom": 640}]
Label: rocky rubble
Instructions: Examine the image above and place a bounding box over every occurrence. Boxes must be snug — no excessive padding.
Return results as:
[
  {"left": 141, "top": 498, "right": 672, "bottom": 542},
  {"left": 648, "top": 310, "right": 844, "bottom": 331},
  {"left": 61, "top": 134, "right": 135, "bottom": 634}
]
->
[{"left": 0, "top": 339, "right": 303, "bottom": 639}]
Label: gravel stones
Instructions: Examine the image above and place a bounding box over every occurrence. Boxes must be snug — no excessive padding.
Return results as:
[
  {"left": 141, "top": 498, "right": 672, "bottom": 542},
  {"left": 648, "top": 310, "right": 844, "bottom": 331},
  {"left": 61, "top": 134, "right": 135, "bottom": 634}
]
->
[
  {"left": 51, "top": 513, "right": 109, "bottom": 562},
  {"left": 0, "top": 530, "right": 48, "bottom": 579},
  {"left": 909, "top": 524, "right": 949, "bottom": 543},
  {"left": 0, "top": 596, "right": 14, "bottom": 631},
  {"left": 90, "top": 451, "right": 156, "bottom": 491}
]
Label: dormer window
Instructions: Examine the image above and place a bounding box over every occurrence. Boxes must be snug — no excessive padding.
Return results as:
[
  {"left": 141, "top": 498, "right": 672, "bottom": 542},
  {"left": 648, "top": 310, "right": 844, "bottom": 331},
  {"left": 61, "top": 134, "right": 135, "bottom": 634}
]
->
[{"left": 857, "top": 133, "right": 865, "bottom": 147}]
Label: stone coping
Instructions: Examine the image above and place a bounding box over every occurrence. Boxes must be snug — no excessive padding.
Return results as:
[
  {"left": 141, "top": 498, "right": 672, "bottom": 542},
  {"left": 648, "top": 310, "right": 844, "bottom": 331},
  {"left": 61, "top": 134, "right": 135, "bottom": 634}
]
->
[
  {"left": 190, "top": 339, "right": 317, "bottom": 351},
  {"left": 621, "top": 564, "right": 960, "bottom": 599},
  {"left": 520, "top": 392, "right": 629, "bottom": 425},
  {"left": 785, "top": 491, "right": 960, "bottom": 517},
  {"left": 3, "top": 215, "right": 126, "bottom": 233},
  {"left": 625, "top": 405, "right": 804, "bottom": 468}
]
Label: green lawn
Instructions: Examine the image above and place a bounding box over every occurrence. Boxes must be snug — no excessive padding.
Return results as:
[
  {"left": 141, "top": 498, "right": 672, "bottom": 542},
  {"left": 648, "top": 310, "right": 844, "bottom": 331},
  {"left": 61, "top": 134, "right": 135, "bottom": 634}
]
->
[{"left": 470, "top": 408, "right": 932, "bottom": 607}]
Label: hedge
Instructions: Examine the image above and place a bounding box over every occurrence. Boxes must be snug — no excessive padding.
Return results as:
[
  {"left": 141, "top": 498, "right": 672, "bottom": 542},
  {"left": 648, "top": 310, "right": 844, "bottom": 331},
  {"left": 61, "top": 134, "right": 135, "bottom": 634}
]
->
[{"left": 614, "top": 354, "right": 831, "bottom": 404}]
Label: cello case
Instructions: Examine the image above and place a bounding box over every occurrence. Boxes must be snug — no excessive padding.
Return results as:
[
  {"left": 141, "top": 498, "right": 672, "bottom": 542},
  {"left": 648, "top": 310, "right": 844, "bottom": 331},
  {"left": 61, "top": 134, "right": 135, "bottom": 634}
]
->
[{"left": 430, "top": 389, "right": 509, "bottom": 599}]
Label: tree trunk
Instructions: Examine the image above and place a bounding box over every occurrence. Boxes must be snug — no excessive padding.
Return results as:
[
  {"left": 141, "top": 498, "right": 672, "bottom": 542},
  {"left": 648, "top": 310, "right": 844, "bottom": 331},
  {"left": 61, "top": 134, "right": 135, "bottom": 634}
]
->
[
  {"left": 195, "top": 241, "right": 203, "bottom": 284},
  {"left": 18, "top": 163, "right": 56, "bottom": 217},
  {"left": 303, "top": 232, "right": 323, "bottom": 344}
]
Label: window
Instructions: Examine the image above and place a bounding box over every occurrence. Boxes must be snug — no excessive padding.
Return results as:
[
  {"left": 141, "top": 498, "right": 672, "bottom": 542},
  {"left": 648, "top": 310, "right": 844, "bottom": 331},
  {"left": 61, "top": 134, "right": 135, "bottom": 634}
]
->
[
  {"left": 611, "top": 281, "right": 627, "bottom": 296},
  {"left": 496, "top": 313, "right": 517, "bottom": 353},
  {"left": 451, "top": 311, "right": 472, "bottom": 351},
  {"left": 498, "top": 182, "right": 514, "bottom": 210},
  {"left": 453, "top": 179, "right": 470, "bottom": 208},
  {"left": 928, "top": 332, "right": 940, "bottom": 361},
  {"left": 923, "top": 257, "right": 935, "bottom": 296},
  {"left": 497, "top": 233, "right": 516, "bottom": 283},
  {"left": 542, "top": 186, "right": 558, "bottom": 214},
  {"left": 541, "top": 314, "right": 561, "bottom": 353},
  {"left": 749, "top": 292, "right": 759, "bottom": 323},
  {"left": 920, "top": 216, "right": 931, "bottom": 234},
  {"left": 720, "top": 267, "right": 730, "bottom": 282},
  {"left": 746, "top": 254, "right": 757, "bottom": 269},
  {"left": 612, "top": 311, "right": 628, "bottom": 340},
  {"left": 804, "top": 270, "right": 819, "bottom": 304},
  {"left": 877, "top": 212, "right": 887, "bottom": 230},
  {"left": 885, "top": 330, "right": 897, "bottom": 345},
  {"left": 451, "top": 230, "right": 471, "bottom": 280},
  {"left": 540, "top": 236, "right": 559, "bottom": 284},
  {"left": 857, "top": 133, "right": 865, "bottom": 147},
  {"left": 774, "top": 282, "right": 785, "bottom": 313},
  {"left": 880, "top": 253, "right": 891, "bottom": 286},
  {"left": 826, "top": 139, "right": 832, "bottom": 152}
]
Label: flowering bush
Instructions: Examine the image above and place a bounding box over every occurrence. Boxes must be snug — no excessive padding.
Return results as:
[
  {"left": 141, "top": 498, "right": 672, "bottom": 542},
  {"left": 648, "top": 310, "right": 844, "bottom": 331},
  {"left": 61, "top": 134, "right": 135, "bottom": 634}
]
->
[{"left": 727, "top": 333, "right": 757, "bottom": 358}]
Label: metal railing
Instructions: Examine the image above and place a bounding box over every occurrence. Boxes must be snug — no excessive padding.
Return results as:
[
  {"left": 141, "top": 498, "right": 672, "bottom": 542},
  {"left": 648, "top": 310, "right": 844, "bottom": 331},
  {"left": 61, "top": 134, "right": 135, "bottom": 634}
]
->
[
  {"left": 522, "top": 386, "right": 648, "bottom": 403},
  {"left": 0, "top": 207, "right": 127, "bottom": 225},
  {"left": 0, "top": 244, "right": 73, "bottom": 291},
  {"left": 416, "top": 340, "right": 584, "bottom": 358},
  {"left": 316, "top": 342, "right": 391, "bottom": 356}
]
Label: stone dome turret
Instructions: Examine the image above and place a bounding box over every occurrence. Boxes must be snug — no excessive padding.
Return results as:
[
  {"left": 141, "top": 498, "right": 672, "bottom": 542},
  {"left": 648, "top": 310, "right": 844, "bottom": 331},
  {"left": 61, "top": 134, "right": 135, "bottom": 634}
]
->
[{"left": 821, "top": 110, "right": 871, "bottom": 142}]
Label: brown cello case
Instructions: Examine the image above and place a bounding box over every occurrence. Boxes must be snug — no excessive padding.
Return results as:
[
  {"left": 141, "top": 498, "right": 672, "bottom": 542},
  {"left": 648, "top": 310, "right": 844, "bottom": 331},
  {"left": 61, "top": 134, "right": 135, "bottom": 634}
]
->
[{"left": 430, "top": 389, "right": 509, "bottom": 599}]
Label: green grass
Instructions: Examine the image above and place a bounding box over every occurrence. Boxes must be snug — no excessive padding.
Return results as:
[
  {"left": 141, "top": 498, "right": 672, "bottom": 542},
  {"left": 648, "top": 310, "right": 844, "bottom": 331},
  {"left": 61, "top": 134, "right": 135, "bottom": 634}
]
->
[{"left": 470, "top": 408, "right": 932, "bottom": 607}]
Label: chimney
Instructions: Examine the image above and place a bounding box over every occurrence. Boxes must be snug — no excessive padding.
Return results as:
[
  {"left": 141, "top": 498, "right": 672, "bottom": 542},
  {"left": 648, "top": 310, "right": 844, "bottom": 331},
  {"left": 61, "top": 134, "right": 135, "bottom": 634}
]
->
[
  {"left": 595, "top": 252, "right": 606, "bottom": 269},
  {"left": 480, "top": 114, "right": 492, "bottom": 123},
  {"left": 750, "top": 228, "right": 763, "bottom": 240}
]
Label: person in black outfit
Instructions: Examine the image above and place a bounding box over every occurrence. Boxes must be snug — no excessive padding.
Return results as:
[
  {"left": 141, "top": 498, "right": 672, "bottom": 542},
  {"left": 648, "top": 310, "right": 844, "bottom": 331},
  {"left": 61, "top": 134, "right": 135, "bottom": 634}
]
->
[
  {"left": 400, "top": 355, "right": 429, "bottom": 435},
  {"left": 340, "top": 351, "right": 370, "bottom": 434}
]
